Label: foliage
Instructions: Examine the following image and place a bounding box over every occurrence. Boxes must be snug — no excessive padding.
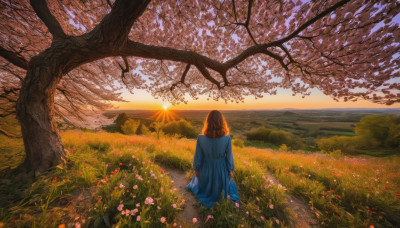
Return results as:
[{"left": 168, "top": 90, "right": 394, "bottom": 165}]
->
[
  {"left": 135, "top": 123, "right": 150, "bottom": 135},
  {"left": 316, "top": 136, "right": 358, "bottom": 155},
  {"left": 232, "top": 138, "right": 244, "bottom": 148},
  {"left": 121, "top": 119, "right": 140, "bottom": 135},
  {"left": 115, "top": 113, "right": 130, "bottom": 132},
  {"left": 246, "top": 127, "right": 294, "bottom": 146},
  {"left": 162, "top": 119, "right": 198, "bottom": 139},
  {"left": 355, "top": 115, "right": 400, "bottom": 149}
]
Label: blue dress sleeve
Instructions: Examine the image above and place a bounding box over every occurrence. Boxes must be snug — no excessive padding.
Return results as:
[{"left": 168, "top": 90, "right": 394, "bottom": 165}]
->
[
  {"left": 225, "top": 136, "right": 234, "bottom": 172},
  {"left": 193, "top": 136, "right": 203, "bottom": 171}
]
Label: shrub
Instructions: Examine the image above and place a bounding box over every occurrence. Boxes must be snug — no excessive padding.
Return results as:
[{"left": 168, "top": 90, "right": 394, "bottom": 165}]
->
[
  {"left": 245, "top": 126, "right": 271, "bottom": 141},
  {"left": 136, "top": 123, "right": 150, "bottom": 135},
  {"left": 121, "top": 119, "right": 140, "bottom": 135},
  {"left": 162, "top": 119, "right": 197, "bottom": 138},
  {"left": 245, "top": 127, "right": 293, "bottom": 146},
  {"left": 232, "top": 138, "right": 244, "bottom": 148},
  {"left": 115, "top": 113, "right": 130, "bottom": 131},
  {"left": 316, "top": 136, "right": 357, "bottom": 154}
]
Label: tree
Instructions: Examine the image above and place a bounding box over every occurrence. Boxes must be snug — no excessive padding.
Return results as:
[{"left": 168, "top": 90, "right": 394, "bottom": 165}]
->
[
  {"left": 121, "top": 119, "right": 140, "bottom": 135},
  {"left": 0, "top": 0, "right": 399, "bottom": 172}
]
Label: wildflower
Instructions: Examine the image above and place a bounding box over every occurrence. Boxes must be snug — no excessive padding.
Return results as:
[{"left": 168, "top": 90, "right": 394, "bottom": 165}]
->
[
  {"left": 235, "top": 202, "right": 240, "bottom": 208},
  {"left": 192, "top": 218, "right": 197, "bottom": 224},
  {"left": 97, "top": 182, "right": 101, "bottom": 186},
  {"left": 246, "top": 211, "right": 249, "bottom": 215},
  {"left": 136, "top": 216, "right": 140, "bottom": 221},
  {"left": 172, "top": 204, "right": 177, "bottom": 208},
  {"left": 334, "top": 206, "right": 337, "bottom": 210},
  {"left": 397, "top": 194, "right": 400, "bottom": 196},
  {"left": 145, "top": 197, "right": 154, "bottom": 205},
  {"left": 128, "top": 163, "right": 132, "bottom": 166},
  {"left": 142, "top": 162, "right": 145, "bottom": 165},
  {"left": 205, "top": 215, "right": 214, "bottom": 223},
  {"left": 369, "top": 225, "right": 374, "bottom": 228},
  {"left": 269, "top": 204, "right": 274, "bottom": 209},
  {"left": 117, "top": 204, "right": 124, "bottom": 211},
  {"left": 384, "top": 186, "right": 390, "bottom": 190},
  {"left": 275, "top": 219, "right": 279, "bottom": 224},
  {"left": 157, "top": 206, "right": 161, "bottom": 210},
  {"left": 336, "top": 195, "right": 341, "bottom": 198},
  {"left": 161, "top": 187, "right": 164, "bottom": 193},
  {"left": 54, "top": 177, "right": 57, "bottom": 181},
  {"left": 136, "top": 203, "right": 140, "bottom": 207},
  {"left": 75, "top": 222, "right": 81, "bottom": 228},
  {"left": 105, "top": 163, "right": 108, "bottom": 168},
  {"left": 133, "top": 185, "right": 138, "bottom": 189},
  {"left": 125, "top": 209, "right": 130, "bottom": 216},
  {"left": 173, "top": 223, "right": 177, "bottom": 226},
  {"left": 114, "top": 187, "right": 118, "bottom": 190},
  {"left": 160, "top": 217, "right": 166, "bottom": 223},
  {"left": 260, "top": 216, "right": 265, "bottom": 221},
  {"left": 120, "top": 163, "right": 123, "bottom": 166},
  {"left": 132, "top": 208, "right": 138, "bottom": 214}
]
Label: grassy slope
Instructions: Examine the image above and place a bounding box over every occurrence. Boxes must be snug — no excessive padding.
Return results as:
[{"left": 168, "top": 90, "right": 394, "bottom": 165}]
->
[{"left": 1, "top": 130, "right": 399, "bottom": 227}]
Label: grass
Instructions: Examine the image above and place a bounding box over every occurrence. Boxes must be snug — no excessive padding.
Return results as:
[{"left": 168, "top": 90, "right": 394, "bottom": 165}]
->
[{"left": 1, "top": 130, "right": 399, "bottom": 227}]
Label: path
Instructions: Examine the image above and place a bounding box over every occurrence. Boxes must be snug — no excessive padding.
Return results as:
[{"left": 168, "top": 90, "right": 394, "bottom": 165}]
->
[
  {"left": 160, "top": 164, "right": 319, "bottom": 228},
  {"left": 160, "top": 165, "right": 200, "bottom": 228},
  {"left": 264, "top": 171, "right": 320, "bottom": 228}
]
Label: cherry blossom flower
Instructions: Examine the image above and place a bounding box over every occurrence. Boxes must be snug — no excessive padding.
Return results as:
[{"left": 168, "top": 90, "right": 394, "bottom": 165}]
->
[
  {"left": 160, "top": 217, "right": 166, "bottom": 223},
  {"left": 136, "top": 216, "right": 140, "bottom": 221},
  {"left": 260, "top": 216, "right": 265, "bottom": 221},
  {"left": 269, "top": 204, "right": 274, "bottom": 209},
  {"left": 133, "top": 185, "right": 138, "bottom": 189},
  {"left": 117, "top": 204, "right": 124, "bottom": 211},
  {"left": 136, "top": 203, "right": 140, "bottom": 207}
]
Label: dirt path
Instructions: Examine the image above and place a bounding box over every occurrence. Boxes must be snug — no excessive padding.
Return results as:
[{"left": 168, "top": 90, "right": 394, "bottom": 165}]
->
[
  {"left": 264, "top": 171, "right": 320, "bottom": 228},
  {"left": 160, "top": 165, "right": 200, "bottom": 228}
]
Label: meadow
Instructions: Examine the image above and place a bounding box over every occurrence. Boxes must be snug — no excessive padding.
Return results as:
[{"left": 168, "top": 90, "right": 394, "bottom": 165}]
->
[{"left": 1, "top": 129, "right": 399, "bottom": 227}]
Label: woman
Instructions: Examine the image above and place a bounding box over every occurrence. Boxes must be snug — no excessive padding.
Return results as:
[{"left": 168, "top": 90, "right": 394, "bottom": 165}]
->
[{"left": 186, "top": 110, "right": 239, "bottom": 207}]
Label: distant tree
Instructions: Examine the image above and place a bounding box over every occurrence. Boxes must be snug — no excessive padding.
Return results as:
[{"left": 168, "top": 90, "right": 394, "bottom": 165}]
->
[
  {"left": 1, "top": 0, "right": 399, "bottom": 172},
  {"left": 355, "top": 115, "right": 400, "bottom": 148},
  {"left": 245, "top": 126, "right": 271, "bottom": 141},
  {"left": 136, "top": 123, "right": 150, "bottom": 135},
  {"left": 121, "top": 119, "right": 140, "bottom": 135},
  {"left": 317, "top": 135, "right": 357, "bottom": 154},
  {"left": 162, "top": 119, "right": 197, "bottom": 138},
  {"left": 151, "top": 121, "right": 164, "bottom": 140},
  {"left": 115, "top": 113, "right": 130, "bottom": 132}
]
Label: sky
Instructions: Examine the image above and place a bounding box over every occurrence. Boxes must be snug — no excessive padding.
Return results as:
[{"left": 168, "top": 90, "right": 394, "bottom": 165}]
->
[
  {"left": 112, "top": 5, "right": 400, "bottom": 111},
  {"left": 113, "top": 87, "right": 400, "bottom": 110}
]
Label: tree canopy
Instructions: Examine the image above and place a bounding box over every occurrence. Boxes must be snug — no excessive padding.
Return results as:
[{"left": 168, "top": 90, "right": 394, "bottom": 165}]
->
[
  {"left": 0, "top": 0, "right": 399, "bottom": 172},
  {"left": 1, "top": 0, "right": 399, "bottom": 125}
]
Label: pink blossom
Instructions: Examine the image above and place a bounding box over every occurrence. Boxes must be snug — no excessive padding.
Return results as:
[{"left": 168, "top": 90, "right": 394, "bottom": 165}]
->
[
  {"left": 160, "top": 217, "right": 166, "bottom": 223},
  {"left": 205, "top": 215, "right": 214, "bottom": 223},
  {"left": 119, "top": 183, "right": 125, "bottom": 188},
  {"left": 172, "top": 204, "right": 177, "bottom": 208},
  {"left": 275, "top": 219, "right": 280, "bottom": 224},
  {"left": 192, "top": 218, "right": 198, "bottom": 224},
  {"left": 125, "top": 209, "right": 130, "bottom": 216},
  {"left": 133, "top": 185, "right": 138, "bottom": 189},
  {"left": 173, "top": 223, "right": 177, "bottom": 227},
  {"left": 269, "top": 204, "right": 274, "bottom": 209},
  {"left": 145, "top": 197, "right": 154, "bottom": 205},
  {"left": 235, "top": 202, "right": 239, "bottom": 208},
  {"left": 117, "top": 204, "right": 124, "bottom": 211},
  {"left": 136, "top": 216, "right": 140, "bottom": 221},
  {"left": 136, "top": 203, "right": 140, "bottom": 207},
  {"left": 75, "top": 222, "right": 81, "bottom": 228},
  {"left": 260, "top": 216, "right": 265, "bottom": 221}
]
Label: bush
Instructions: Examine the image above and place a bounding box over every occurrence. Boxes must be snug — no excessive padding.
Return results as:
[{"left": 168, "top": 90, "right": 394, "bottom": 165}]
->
[
  {"left": 162, "top": 119, "right": 197, "bottom": 138},
  {"left": 245, "top": 127, "right": 293, "bottom": 146},
  {"left": 232, "top": 138, "right": 244, "bottom": 148},
  {"left": 316, "top": 136, "right": 357, "bottom": 154},
  {"left": 115, "top": 113, "right": 130, "bottom": 132},
  {"left": 121, "top": 119, "right": 140, "bottom": 135},
  {"left": 136, "top": 123, "right": 150, "bottom": 135}
]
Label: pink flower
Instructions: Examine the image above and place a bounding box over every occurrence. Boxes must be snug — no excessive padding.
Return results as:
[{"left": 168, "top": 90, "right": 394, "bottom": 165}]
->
[
  {"left": 119, "top": 183, "right": 125, "bottom": 188},
  {"left": 160, "top": 217, "right": 166, "bottom": 223},
  {"left": 173, "top": 223, "right": 177, "bottom": 227},
  {"left": 117, "top": 204, "right": 124, "bottom": 211},
  {"left": 136, "top": 216, "right": 140, "bottom": 221},
  {"left": 235, "top": 202, "right": 240, "bottom": 208},
  {"left": 269, "top": 204, "right": 274, "bottom": 209},
  {"left": 125, "top": 209, "right": 130, "bottom": 216},
  {"left": 136, "top": 203, "right": 140, "bottom": 207},
  {"left": 145, "top": 197, "right": 154, "bottom": 205},
  {"left": 246, "top": 211, "right": 249, "bottom": 215},
  {"left": 192, "top": 218, "right": 198, "bottom": 224},
  {"left": 205, "top": 215, "right": 214, "bottom": 223},
  {"left": 133, "top": 185, "right": 138, "bottom": 189},
  {"left": 260, "top": 216, "right": 265, "bottom": 221},
  {"left": 75, "top": 222, "right": 81, "bottom": 228},
  {"left": 132, "top": 208, "right": 139, "bottom": 214},
  {"left": 275, "top": 219, "right": 280, "bottom": 224},
  {"left": 172, "top": 204, "right": 177, "bottom": 208}
]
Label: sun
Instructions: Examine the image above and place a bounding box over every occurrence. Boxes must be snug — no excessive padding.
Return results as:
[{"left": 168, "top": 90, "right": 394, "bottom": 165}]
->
[
  {"left": 148, "top": 104, "right": 179, "bottom": 123},
  {"left": 163, "top": 105, "right": 168, "bottom": 110}
]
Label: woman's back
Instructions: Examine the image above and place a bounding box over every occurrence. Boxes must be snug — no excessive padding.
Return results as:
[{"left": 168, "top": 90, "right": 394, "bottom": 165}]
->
[{"left": 197, "top": 134, "right": 230, "bottom": 159}]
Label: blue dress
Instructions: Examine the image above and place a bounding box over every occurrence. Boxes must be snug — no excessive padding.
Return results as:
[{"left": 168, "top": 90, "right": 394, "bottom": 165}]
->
[{"left": 186, "top": 134, "right": 239, "bottom": 207}]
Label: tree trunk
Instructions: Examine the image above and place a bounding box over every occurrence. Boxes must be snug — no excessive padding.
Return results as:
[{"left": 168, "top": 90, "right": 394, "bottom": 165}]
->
[{"left": 16, "top": 49, "right": 65, "bottom": 173}]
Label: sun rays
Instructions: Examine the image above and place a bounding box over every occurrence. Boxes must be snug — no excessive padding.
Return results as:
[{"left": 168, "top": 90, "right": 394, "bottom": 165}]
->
[{"left": 149, "top": 106, "right": 179, "bottom": 123}]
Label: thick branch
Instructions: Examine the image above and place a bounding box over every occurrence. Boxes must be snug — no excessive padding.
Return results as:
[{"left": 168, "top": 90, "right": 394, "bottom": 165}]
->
[
  {"left": 30, "top": 0, "right": 67, "bottom": 39},
  {"left": 0, "top": 46, "right": 28, "bottom": 70}
]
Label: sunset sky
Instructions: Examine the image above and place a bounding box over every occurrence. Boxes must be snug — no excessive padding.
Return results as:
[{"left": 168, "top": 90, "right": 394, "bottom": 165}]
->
[{"left": 113, "top": 86, "right": 400, "bottom": 110}]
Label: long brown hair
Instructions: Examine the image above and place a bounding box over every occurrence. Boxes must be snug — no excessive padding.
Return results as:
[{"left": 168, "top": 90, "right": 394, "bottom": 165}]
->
[{"left": 202, "top": 110, "right": 229, "bottom": 138}]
